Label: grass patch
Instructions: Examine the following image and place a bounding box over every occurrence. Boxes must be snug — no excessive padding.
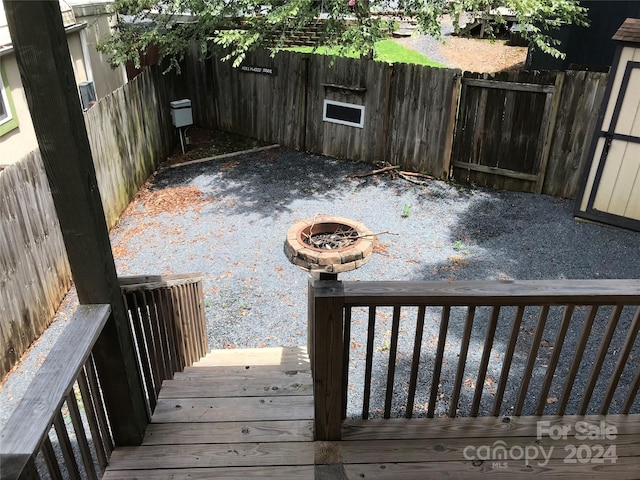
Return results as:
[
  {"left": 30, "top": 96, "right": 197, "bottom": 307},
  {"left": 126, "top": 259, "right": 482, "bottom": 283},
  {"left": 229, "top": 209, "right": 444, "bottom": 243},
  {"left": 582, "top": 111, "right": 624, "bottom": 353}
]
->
[{"left": 286, "top": 39, "right": 445, "bottom": 67}]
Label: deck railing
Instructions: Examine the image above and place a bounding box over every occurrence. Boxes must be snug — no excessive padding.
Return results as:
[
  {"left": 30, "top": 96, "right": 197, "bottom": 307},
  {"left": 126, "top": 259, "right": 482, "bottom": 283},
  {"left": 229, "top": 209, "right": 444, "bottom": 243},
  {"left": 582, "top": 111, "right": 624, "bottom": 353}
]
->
[
  {"left": 0, "top": 273, "right": 207, "bottom": 479},
  {"left": 119, "top": 274, "right": 208, "bottom": 415},
  {"left": 310, "top": 279, "right": 640, "bottom": 440}
]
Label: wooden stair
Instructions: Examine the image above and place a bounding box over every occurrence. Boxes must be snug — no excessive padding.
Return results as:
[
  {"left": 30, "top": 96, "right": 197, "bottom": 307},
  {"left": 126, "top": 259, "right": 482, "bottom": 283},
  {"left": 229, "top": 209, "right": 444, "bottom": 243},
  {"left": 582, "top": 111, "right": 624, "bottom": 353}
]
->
[{"left": 103, "top": 346, "right": 316, "bottom": 479}]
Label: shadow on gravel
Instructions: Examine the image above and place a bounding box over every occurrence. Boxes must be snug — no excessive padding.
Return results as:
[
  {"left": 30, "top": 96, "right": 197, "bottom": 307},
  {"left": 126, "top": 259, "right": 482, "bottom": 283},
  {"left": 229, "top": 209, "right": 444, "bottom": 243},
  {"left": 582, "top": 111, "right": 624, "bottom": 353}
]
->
[
  {"left": 152, "top": 148, "right": 373, "bottom": 219},
  {"left": 414, "top": 188, "right": 640, "bottom": 281}
]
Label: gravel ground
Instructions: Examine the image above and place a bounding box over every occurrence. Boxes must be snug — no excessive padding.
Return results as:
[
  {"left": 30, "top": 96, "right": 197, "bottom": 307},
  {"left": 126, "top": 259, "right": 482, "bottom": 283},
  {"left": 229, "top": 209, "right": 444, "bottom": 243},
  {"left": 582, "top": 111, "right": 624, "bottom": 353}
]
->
[
  {"left": 2, "top": 147, "right": 639, "bottom": 429},
  {"left": 118, "top": 148, "right": 639, "bottom": 418}
]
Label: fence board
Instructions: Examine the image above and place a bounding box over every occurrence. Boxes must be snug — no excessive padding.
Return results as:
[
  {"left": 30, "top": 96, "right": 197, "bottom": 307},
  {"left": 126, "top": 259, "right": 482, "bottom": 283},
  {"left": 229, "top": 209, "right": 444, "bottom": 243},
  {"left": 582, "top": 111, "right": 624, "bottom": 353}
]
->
[
  {"left": 387, "top": 64, "right": 461, "bottom": 178},
  {"left": 0, "top": 151, "right": 71, "bottom": 380},
  {"left": 206, "top": 50, "right": 306, "bottom": 149},
  {"left": 452, "top": 70, "right": 558, "bottom": 193},
  {"left": 542, "top": 70, "right": 609, "bottom": 198}
]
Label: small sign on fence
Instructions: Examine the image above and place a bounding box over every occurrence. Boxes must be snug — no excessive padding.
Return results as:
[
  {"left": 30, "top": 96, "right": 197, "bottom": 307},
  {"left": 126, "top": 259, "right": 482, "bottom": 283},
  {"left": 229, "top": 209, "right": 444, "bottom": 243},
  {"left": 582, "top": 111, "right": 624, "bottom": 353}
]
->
[{"left": 240, "top": 65, "right": 278, "bottom": 75}]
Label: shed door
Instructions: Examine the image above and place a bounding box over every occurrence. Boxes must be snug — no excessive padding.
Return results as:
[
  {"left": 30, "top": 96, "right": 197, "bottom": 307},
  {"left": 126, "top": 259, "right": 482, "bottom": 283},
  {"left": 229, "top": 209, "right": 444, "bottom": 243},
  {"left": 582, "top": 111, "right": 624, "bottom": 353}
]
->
[{"left": 577, "top": 49, "right": 640, "bottom": 231}]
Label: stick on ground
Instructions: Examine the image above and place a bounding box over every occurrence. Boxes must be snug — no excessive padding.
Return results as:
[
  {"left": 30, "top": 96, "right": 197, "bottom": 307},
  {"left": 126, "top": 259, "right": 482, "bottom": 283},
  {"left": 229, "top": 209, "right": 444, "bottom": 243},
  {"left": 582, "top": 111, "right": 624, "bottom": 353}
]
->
[{"left": 348, "top": 165, "right": 400, "bottom": 179}]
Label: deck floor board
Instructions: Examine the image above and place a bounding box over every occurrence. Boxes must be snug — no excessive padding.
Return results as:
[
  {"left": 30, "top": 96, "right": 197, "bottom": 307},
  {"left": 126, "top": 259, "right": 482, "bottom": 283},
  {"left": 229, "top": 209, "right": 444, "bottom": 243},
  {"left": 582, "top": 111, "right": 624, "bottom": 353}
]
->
[{"left": 103, "top": 347, "right": 640, "bottom": 479}]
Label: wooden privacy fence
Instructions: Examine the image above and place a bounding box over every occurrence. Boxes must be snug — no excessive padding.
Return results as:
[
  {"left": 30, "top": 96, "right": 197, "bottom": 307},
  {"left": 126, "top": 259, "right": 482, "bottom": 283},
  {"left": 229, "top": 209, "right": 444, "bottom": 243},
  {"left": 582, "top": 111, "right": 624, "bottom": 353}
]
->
[
  {"left": 0, "top": 151, "right": 72, "bottom": 380},
  {"left": 0, "top": 274, "right": 207, "bottom": 480},
  {"left": 181, "top": 49, "right": 609, "bottom": 198},
  {"left": 0, "top": 65, "right": 178, "bottom": 380},
  {"left": 309, "top": 279, "right": 640, "bottom": 441},
  {"left": 86, "top": 65, "right": 178, "bottom": 228}
]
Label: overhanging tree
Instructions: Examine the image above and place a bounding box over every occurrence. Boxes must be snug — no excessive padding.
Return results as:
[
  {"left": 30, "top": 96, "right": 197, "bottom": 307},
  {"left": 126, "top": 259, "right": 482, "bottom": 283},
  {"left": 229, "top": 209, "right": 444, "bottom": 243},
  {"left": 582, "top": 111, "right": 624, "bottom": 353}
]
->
[{"left": 99, "top": 0, "right": 589, "bottom": 69}]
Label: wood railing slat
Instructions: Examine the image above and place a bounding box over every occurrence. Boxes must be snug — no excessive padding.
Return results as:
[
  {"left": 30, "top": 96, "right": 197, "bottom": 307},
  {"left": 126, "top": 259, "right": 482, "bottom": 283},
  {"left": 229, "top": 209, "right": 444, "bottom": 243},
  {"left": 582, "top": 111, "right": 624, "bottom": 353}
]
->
[
  {"left": 126, "top": 293, "right": 156, "bottom": 414},
  {"left": 471, "top": 306, "right": 501, "bottom": 417},
  {"left": 155, "top": 289, "right": 176, "bottom": 375},
  {"left": 342, "top": 307, "right": 352, "bottom": 420},
  {"left": 384, "top": 306, "right": 402, "bottom": 419},
  {"left": 536, "top": 305, "right": 575, "bottom": 416},
  {"left": 77, "top": 366, "right": 108, "bottom": 471},
  {"left": 362, "top": 307, "right": 377, "bottom": 420},
  {"left": 66, "top": 390, "right": 98, "bottom": 480},
  {"left": 427, "top": 306, "right": 449, "bottom": 418},
  {"left": 450, "top": 306, "right": 476, "bottom": 418},
  {"left": 407, "top": 306, "right": 427, "bottom": 419},
  {"left": 145, "top": 290, "right": 170, "bottom": 383},
  {"left": 85, "top": 355, "right": 113, "bottom": 455},
  {"left": 558, "top": 305, "right": 599, "bottom": 415},
  {"left": 600, "top": 305, "right": 640, "bottom": 414},
  {"left": 191, "top": 283, "right": 205, "bottom": 359},
  {"left": 579, "top": 305, "right": 623, "bottom": 415},
  {"left": 622, "top": 361, "right": 640, "bottom": 414},
  {"left": 53, "top": 411, "right": 82, "bottom": 480},
  {"left": 171, "top": 286, "right": 191, "bottom": 366},
  {"left": 177, "top": 285, "right": 191, "bottom": 364},
  {"left": 186, "top": 284, "right": 199, "bottom": 360},
  {"left": 137, "top": 291, "right": 163, "bottom": 399},
  {"left": 158, "top": 288, "right": 182, "bottom": 373},
  {"left": 166, "top": 287, "right": 185, "bottom": 371},
  {"left": 187, "top": 284, "right": 200, "bottom": 360},
  {"left": 515, "top": 305, "right": 550, "bottom": 415},
  {"left": 492, "top": 306, "right": 525, "bottom": 416},
  {"left": 41, "top": 436, "right": 64, "bottom": 480},
  {"left": 197, "top": 281, "right": 209, "bottom": 355},
  {"left": 183, "top": 284, "right": 196, "bottom": 364}
]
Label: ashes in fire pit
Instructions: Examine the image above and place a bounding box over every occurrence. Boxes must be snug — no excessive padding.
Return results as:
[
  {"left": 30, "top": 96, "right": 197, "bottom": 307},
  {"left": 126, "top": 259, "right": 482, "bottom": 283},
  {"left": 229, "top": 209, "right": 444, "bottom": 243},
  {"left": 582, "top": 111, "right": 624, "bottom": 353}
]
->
[
  {"left": 284, "top": 216, "right": 374, "bottom": 274},
  {"left": 302, "top": 225, "right": 358, "bottom": 250}
]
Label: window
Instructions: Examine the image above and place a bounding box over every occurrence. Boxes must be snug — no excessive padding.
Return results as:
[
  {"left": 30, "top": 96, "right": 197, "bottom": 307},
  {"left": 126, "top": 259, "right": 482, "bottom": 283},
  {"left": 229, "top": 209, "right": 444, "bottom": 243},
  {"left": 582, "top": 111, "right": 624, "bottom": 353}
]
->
[
  {"left": 323, "top": 99, "right": 365, "bottom": 128},
  {"left": 0, "top": 62, "right": 19, "bottom": 136}
]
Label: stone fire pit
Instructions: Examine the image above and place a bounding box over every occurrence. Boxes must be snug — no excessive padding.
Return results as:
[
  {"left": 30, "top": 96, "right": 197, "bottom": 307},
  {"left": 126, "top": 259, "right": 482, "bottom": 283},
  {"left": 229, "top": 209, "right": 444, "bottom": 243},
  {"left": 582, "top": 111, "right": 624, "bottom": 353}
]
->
[{"left": 284, "top": 216, "right": 374, "bottom": 274}]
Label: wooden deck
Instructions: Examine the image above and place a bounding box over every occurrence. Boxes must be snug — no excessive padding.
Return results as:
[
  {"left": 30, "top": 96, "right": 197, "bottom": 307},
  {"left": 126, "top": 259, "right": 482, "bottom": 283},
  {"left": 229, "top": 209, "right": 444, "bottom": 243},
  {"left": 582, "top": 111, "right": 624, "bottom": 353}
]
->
[{"left": 103, "top": 347, "right": 640, "bottom": 479}]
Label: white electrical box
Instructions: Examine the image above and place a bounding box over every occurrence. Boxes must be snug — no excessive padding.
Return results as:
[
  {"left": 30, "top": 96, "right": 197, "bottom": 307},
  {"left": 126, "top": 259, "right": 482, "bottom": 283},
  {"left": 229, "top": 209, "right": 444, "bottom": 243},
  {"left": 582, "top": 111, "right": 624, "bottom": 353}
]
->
[{"left": 170, "top": 99, "right": 193, "bottom": 128}]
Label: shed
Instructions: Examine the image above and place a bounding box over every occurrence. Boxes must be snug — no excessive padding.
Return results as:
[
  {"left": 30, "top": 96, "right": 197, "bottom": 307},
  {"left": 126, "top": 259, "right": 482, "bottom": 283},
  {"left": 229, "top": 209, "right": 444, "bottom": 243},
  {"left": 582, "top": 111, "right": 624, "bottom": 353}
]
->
[{"left": 575, "top": 18, "right": 640, "bottom": 231}]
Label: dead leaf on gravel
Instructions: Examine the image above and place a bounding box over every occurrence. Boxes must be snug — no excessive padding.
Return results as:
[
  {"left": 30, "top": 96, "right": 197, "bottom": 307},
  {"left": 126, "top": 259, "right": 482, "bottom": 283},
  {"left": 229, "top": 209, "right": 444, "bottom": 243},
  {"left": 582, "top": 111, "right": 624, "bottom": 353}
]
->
[
  {"left": 111, "top": 182, "right": 213, "bottom": 260},
  {"left": 373, "top": 239, "right": 390, "bottom": 256}
]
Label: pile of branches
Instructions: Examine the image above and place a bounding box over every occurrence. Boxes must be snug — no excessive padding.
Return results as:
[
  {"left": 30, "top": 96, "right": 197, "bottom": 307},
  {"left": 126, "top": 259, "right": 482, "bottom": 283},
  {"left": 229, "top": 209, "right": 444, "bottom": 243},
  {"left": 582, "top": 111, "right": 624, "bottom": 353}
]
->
[{"left": 347, "top": 162, "right": 433, "bottom": 186}]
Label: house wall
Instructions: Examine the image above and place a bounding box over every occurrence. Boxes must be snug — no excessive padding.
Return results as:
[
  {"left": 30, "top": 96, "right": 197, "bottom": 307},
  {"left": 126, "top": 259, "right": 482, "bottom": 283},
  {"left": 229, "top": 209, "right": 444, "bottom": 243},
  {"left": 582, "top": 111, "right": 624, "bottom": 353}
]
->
[
  {"left": 73, "top": 7, "right": 127, "bottom": 99},
  {"left": 0, "top": 53, "right": 38, "bottom": 161},
  {"left": 0, "top": 31, "right": 89, "bottom": 165},
  {"left": 68, "top": 32, "right": 89, "bottom": 88}
]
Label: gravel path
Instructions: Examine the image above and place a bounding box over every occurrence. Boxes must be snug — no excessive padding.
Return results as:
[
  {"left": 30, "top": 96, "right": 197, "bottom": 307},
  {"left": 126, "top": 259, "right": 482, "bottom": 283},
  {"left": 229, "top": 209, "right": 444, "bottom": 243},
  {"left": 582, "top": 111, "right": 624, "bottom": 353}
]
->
[{"left": 2, "top": 147, "right": 639, "bottom": 427}]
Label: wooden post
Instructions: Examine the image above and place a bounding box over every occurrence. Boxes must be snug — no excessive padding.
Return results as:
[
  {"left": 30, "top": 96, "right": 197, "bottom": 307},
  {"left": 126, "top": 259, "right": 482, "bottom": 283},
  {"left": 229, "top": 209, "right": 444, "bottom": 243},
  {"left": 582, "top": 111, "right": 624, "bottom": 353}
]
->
[
  {"left": 3, "top": 0, "right": 148, "bottom": 444},
  {"left": 535, "top": 72, "right": 565, "bottom": 194},
  {"left": 442, "top": 73, "right": 462, "bottom": 180},
  {"left": 311, "top": 279, "right": 345, "bottom": 441}
]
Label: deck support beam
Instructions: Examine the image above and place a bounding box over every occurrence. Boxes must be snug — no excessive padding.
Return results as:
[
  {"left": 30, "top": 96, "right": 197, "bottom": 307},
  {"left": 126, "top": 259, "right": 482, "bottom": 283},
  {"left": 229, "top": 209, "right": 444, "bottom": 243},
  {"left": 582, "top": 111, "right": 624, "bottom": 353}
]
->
[{"left": 4, "top": 0, "right": 147, "bottom": 445}]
